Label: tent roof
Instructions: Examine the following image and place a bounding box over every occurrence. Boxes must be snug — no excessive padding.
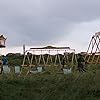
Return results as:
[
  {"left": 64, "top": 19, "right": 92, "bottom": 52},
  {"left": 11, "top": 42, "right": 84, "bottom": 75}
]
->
[{"left": 30, "top": 46, "right": 70, "bottom": 50}]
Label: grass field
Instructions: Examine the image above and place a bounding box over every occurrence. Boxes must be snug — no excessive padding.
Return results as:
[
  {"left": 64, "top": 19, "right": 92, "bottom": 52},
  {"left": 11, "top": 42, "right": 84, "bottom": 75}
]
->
[{"left": 0, "top": 64, "right": 100, "bottom": 100}]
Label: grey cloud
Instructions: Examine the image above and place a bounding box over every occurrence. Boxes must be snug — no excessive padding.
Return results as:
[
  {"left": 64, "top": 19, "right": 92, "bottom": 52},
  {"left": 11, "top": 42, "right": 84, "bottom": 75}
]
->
[{"left": 0, "top": 0, "right": 100, "bottom": 47}]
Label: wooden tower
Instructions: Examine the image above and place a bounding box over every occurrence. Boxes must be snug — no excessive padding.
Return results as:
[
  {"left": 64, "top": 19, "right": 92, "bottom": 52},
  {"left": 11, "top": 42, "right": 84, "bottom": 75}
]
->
[{"left": 0, "top": 35, "right": 6, "bottom": 48}]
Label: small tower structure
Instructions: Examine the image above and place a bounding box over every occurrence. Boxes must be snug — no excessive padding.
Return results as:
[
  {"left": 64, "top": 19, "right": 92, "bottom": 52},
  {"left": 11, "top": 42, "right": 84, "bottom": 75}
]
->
[
  {"left": 0, "top": 35, "right": 6, "bottom": 48},
  {"left": 0, "top": 35, "right": 6, "bottom": 74}
]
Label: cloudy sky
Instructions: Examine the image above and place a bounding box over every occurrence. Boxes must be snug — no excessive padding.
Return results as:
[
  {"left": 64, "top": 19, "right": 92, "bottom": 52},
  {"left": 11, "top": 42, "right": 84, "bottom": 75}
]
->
[{"left": 0, "top": 0, "right": 100, "bottom": 54}]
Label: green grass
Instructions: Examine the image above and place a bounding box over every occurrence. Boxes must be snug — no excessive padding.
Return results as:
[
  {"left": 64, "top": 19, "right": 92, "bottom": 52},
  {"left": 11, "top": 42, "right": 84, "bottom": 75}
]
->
[{"left": 0, "top": 64, "right": 100, "bottom": 100}]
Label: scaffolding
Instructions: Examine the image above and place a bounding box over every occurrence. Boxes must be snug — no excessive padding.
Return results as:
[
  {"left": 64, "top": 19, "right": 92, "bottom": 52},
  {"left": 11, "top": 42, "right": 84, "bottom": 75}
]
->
[
  {"left": 22, "top": 46, "right": 77, "bottom": 68},
  {"left": 85, "top": 32, "right": 100, "bottom": 64}
]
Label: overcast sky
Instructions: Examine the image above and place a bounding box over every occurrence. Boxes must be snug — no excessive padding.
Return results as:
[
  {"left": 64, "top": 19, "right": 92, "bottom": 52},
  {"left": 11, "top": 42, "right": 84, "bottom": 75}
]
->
[{"left": 0, "top": 0, "right": 100, "bottom": 54}]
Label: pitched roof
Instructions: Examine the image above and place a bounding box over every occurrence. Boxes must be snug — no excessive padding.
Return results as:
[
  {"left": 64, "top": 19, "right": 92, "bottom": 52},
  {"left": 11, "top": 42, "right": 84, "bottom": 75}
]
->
[{"left": 0, "top": 35, "right": 6, "bottom": 40}]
